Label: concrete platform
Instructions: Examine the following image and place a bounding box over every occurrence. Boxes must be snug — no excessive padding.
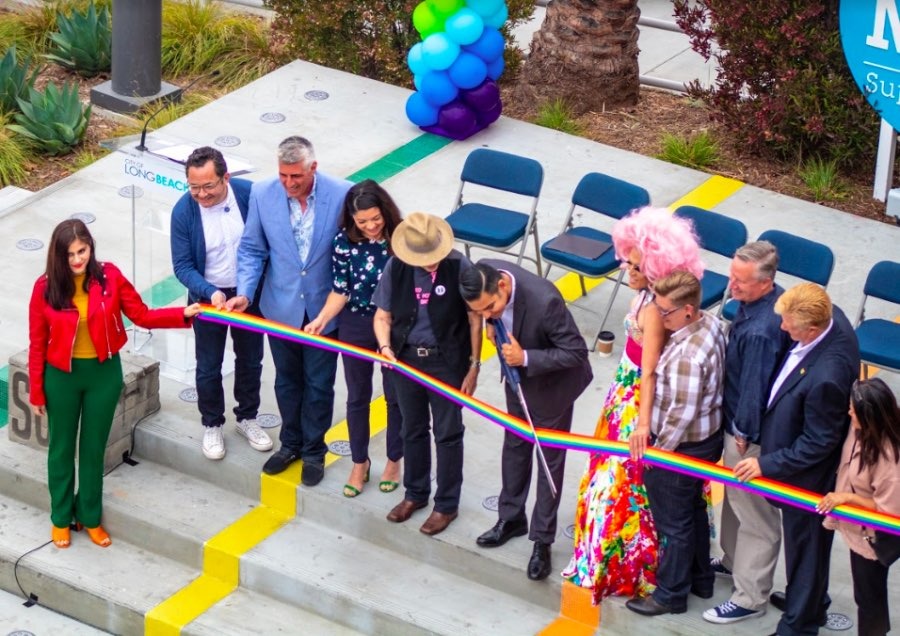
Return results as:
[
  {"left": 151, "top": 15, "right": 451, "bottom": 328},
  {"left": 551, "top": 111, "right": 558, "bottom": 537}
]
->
[{"left": 0, "top": 9, "right": 898, "bottom": 635}]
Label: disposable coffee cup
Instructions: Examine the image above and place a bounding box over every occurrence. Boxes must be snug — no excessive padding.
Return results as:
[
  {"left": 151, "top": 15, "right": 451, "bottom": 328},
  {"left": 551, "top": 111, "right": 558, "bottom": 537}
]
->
[{"left": 596, "top": 331, "right": 615, "bottom": 357}]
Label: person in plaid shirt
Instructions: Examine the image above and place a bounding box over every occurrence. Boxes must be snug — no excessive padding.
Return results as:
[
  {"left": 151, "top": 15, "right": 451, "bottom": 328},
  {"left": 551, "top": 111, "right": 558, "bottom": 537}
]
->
[{"left": 627, "top": 270, "right": 727, "bottom": 617}]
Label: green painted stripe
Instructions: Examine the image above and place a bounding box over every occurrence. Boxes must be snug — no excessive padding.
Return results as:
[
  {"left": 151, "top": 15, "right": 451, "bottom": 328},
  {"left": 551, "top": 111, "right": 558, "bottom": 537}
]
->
[
  {"left": 124, "top": 275, "right": 187, "bottom": 327},
  {"left": 346, "top": 133, "right": 453, "bottom": 183},
  {"left": 0, "top": 365, "right": 7, "bottom": 428}
]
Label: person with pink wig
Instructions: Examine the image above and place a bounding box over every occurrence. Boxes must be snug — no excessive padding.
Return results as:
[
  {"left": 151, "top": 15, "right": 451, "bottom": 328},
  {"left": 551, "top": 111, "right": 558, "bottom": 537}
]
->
[{"left": 563, "top": 207, "right": 704, "bottom": 604}]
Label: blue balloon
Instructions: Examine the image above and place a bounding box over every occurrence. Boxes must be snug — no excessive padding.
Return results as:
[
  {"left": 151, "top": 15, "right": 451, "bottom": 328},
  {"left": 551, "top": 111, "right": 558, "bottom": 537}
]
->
[
  {"left": 466, "top": 0, "right": 503, "bottom": 18},
  {"left": 413, "top": 72, "right": 424, "bottom": 91},
  {"left": 445, "top": 8, "right": 484, "bottom": 46},
  {"left": 406, "top": 92, "right": 440, "bottom": 127},
  {"left": 420, "top": 70, "right": 459, "bottom": 107},
  {"left": 463, "top": 26, "right": 504, "bottom": 63},
  {"left": 486, "top": 55, "right": 505, "bottom": 80},
  {"left": 448, "top": 52, "right": 487, "bottom": 90},
  {"left": 484, "top": 3, "right": 508, "bottom": 29},
  {"left": 407, "top": 43, "right": 430, "bottom": 77},
  {"left": 422, "top": 32, "right": 461, "bottom": 71}
]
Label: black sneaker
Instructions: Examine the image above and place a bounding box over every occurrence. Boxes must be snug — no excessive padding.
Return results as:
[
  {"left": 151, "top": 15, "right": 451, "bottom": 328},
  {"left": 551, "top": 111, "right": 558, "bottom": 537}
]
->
[
  {"left": 301, "top": 460, "right": 325, "bottom": 486},
  {"left": 263, "top": 447, "right": 300, "bottom": 475},
  {"left": 710, "top": 556, "right": 733, "bottom": 577}
]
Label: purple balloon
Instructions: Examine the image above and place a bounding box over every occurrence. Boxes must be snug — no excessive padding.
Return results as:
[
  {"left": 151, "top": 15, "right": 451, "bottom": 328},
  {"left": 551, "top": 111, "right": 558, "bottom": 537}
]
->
[
  {"left": 460, "top": 79, "right": 500, "bottom": 111},
  {"left": 406, "top": 92, "right": 440, "bottom": 126},
  {"left": 475, "top": 99, "right": 502, "bottom": 126},
  {"left": 463, "top": 26, "right": 504, "bottom": 63},
  {"left": 438, "top": 100, "right": 477, "bottom": 137}
]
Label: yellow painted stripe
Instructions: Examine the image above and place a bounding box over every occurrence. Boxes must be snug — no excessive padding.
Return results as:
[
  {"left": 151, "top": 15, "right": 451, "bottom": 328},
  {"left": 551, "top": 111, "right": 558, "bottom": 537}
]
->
[
  {"left": 204, "top": 507, "right": 291, "bottom": 585},
  {"left": 542, "top": 173, "right": 746, "bottom": 632},
  {"left": 667, "top": 175, "right": 744, "bottom": 211},
  {"left": 145, "top": 575, "right": 234, "bottom": 636}
]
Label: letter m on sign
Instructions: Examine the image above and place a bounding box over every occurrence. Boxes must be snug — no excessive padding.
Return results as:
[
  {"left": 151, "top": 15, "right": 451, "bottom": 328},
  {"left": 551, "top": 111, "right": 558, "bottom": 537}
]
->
[{"left": 868, "top": 0, "right": 900, "bottom": 51}]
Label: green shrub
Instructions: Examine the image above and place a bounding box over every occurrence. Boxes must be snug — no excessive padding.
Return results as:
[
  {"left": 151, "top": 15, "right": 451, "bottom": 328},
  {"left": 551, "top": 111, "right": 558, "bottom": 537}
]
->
[
  {"left": 8, "top": 81, "right": 91, "bottom": 154},
  {"left": 656, "top": 130, "right": 720, "bottom": 170},
  {"left": 46, "top": 0, "right": 111, "bottom": 76},
  {"left": 0, "top": 13, "right": 28, "bottom": 53},
  {"left": 263, "top": 0, "right": 534, "bottom": 86},
  {"left": 533, "top": 99, "right": 583, "bottom": 135},
  {"left": 0, "top": 46, "right": 40, "bottom": 115},
  {"left": 799, "top": 157, "right": 848, "bottom": 201},
  {"left": 673, "top": 1, "right": 878, "bottom": 168},
  {"left": 161, "top": 0, "right": 276, "bottom": 89},
  {"left": 0, "top": 111, "right": 33, "bottom": 185}
]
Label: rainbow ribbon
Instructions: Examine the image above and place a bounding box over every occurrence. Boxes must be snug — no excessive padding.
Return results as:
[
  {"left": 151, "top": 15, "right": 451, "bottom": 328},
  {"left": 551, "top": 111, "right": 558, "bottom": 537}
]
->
[{"left": 199, "top": 306, "right": 900, "bottom": 536}]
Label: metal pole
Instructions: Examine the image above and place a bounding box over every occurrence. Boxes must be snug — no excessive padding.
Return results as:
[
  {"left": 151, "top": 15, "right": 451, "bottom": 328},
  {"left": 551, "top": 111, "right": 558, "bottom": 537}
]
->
[{"left": 111, "top": 0, "right": 162, "bottom": 97}]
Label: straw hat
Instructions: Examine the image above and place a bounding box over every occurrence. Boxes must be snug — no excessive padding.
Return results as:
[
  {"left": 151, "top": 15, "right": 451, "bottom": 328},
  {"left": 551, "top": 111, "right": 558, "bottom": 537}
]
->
[{"left": 391, "top": 212, "right": 455, "bottom": 267}]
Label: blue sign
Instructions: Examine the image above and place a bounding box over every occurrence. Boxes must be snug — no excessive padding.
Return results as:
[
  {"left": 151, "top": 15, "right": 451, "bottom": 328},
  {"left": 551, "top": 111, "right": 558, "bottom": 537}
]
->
[{"left": 841, "top": 1, "right": 900, "bottom": 129}]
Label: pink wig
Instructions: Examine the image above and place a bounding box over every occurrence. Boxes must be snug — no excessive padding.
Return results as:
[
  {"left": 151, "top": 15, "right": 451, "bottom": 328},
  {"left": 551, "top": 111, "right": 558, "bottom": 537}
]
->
[{"left": 611, "top": 207, "right": 704, "bottom": 283}]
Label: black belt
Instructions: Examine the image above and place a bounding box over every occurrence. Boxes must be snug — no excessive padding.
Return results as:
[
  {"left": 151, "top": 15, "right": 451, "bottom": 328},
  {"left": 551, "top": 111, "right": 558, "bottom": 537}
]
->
[{"left": 405, "top": 345, "right": 440, "bottom": 357}]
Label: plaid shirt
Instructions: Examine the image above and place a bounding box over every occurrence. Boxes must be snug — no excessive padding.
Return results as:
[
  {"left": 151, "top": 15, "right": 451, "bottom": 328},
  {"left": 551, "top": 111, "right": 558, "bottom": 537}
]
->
[{"left": 652, "top": 312, "right": 726, "bottom": 451}]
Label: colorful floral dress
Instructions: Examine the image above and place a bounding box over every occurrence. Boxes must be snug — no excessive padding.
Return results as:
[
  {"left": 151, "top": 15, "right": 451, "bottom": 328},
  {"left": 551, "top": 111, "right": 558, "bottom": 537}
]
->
[{"left": 562, "top": 291, "right": 659, "bottom": 604}]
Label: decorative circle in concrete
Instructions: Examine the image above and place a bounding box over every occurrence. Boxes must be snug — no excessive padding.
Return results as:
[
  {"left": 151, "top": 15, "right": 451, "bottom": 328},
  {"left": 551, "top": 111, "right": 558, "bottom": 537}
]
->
[
  {"left": 563, "top": 524, "right": 575, "bottom": 539},
  {"left": 256, "top": 413, "right": 281, "bottom": 429},
  {"left": 215, "top": 135, "right": 241, "bottom": 147},
  {"left": 8, "top": 631, "right": 37, "bottom": 636},
  {"left": 259, "top": 112, "right": 286, "bottom": 123},
  {"left": 178, "top": 387, "right": 198, "bottom": 402},
  {"left": 304, "top": 90, "right": 329, "bottom": 101},
  {"left": 118, "top": 185, "right": 144, "bottom": 198},
  {"left": 482, "top": 495, "right": 499, "bottom": 511},
  {"left": 16, "top": 239, "right": 43, "bottom": 251},
  {"left": 69, "top": 212, "right": 96, "bottom": 224},
  {"left": 328, "top": 440, "right": 352, "bottom": 456},
  {"left": 825, "top": 614, "right": 853, "bottom": 631}
]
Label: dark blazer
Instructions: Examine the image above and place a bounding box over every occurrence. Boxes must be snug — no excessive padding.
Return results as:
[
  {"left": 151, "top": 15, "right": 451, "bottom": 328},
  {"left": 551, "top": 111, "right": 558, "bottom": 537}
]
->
[
  {"left": 758, "top": 306, "right": 860, "bottom": 496},
  {"left": 170, "top": 178, "right": 252, "bottom": 303},
  {"left": 481, "top": 259, "right": 593, "bottom": 420}
]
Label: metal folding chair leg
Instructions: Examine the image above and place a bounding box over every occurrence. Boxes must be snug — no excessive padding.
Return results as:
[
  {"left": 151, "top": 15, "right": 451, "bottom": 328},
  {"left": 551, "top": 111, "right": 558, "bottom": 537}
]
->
[{"left": 592, "top": 268, "right": 626, "bottom": 349}]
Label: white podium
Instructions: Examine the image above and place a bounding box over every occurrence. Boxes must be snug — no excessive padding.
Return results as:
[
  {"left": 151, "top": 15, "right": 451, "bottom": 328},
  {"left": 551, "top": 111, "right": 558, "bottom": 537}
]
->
[{"left": 106, "top": 135, "right": 254, "bottom": 382}]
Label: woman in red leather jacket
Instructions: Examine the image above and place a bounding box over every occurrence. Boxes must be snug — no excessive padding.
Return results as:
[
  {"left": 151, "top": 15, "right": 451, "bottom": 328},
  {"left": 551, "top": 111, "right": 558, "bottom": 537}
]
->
[{"left": 28, "top": 219, "right": 201, "bottom": 549}]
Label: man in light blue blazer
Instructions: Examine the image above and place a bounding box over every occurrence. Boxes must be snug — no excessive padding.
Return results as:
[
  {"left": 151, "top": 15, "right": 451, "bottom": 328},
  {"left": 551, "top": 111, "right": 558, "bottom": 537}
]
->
[{"left": 228, "top": 136, "right": 352, "bottom": 484}]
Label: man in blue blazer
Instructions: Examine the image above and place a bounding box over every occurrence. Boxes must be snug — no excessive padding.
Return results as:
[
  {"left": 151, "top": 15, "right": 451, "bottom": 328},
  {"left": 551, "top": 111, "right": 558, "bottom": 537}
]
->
[
  {"left": 170, "top": 147, "right": 270, "bottom": 461},
  {"left": 228, "top": 136, "right": 352, "bottom": 484},
  {"left": 734, "top": 283, "right": 859, "bottom": 636}
]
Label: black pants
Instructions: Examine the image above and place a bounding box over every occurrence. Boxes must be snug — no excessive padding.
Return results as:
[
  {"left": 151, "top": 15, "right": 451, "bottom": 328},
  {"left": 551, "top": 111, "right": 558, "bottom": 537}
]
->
[
  {"left": 498, "top": 386, "right": 571, "bottom": 545},
  {"left": 778, "top": 507, "right": 834, "bottom": 636},
  {"left": 850, "top": 549, "right": 891, "bottom": 636},
  {"left": 392, "top": 347, "right": 465, "bottom": 514}
]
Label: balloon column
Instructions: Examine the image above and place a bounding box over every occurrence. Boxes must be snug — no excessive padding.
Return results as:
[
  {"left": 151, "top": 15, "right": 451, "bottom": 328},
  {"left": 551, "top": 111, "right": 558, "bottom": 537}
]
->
[{"left": 405, "top": 0, "right": 507, "bottom": 140}]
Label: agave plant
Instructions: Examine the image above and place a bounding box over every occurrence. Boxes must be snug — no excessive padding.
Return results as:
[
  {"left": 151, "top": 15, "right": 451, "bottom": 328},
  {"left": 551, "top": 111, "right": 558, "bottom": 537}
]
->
[
  {"left": 0, "top": 46, "right": 40, "bottom": 115},
  {"left": 45, "top": 1, "right": 111, "bottom": 77},
  {"left": 7, "top": 81, "right": 91, "bottom": 155}
]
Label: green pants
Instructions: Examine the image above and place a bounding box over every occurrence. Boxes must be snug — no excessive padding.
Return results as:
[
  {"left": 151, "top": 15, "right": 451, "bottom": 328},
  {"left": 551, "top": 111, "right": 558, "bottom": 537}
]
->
[{"left": 44, "top": 355, "right": 122, "bottom": 528}]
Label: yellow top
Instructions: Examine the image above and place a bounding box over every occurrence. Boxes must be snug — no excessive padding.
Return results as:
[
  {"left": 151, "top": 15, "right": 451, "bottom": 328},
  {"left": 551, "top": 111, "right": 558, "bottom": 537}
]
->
[{"left": 71, "top": 274, "right": 97, "bottom": 359}]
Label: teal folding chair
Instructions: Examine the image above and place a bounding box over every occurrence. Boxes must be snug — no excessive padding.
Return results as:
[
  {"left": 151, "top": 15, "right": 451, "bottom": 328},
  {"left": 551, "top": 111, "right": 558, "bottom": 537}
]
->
[{"left": 855, "top": 260, "right": 900, "bottom": 378}]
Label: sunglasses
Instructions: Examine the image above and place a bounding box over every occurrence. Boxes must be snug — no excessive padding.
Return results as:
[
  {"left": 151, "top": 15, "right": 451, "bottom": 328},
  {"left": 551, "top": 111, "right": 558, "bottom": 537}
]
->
[
  {"left": 621, "top": 259, "right": 641, "bottom": 273},
  {"left": 653, "top": 299, "right": 685, "bottom": 318}
]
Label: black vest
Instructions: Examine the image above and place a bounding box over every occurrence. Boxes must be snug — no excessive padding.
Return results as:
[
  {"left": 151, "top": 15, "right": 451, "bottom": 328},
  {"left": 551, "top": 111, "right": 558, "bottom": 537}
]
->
[{"left": 389, "top": 256, "right": 471, "bottom": 375}]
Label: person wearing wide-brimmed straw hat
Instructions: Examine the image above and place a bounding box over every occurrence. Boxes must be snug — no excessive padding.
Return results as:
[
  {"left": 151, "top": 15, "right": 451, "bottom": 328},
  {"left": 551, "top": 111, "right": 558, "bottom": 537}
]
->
[{"left": 372, "top": 212, "right": 482, "bottom": 537}]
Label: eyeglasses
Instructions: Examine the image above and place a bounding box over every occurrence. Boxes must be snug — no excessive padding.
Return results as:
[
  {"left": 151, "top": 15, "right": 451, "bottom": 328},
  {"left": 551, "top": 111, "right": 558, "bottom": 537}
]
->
[
  {"left": 188, "top": 178, "right": 223, "bottom": 194},
  {"left": 654, "top": 299, "right": 685, "bottom": 318},
  {"left": 621, "top": 260, "right": 641, "bottom": 273}
]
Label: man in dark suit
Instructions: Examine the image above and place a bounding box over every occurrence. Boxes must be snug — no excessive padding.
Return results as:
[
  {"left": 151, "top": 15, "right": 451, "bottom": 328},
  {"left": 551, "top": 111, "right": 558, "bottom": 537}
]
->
[
  {"left": 460, "top": 260, "right": 593, "bottom": 580},
  {"left": 170, "top": 146, "right": 270, "bottom": 460},
  {"left": 734, "top": 283, "right": 859, "bottom": 636}
]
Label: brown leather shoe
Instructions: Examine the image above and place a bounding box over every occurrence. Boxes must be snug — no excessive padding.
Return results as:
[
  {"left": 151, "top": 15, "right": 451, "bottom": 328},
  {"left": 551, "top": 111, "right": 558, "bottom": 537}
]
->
[
  {"left": 386, "top": 499, "right": 427, "bottom": 523},
  {"left": 419, "top": 509, "right": 458, "bottom": 536}
]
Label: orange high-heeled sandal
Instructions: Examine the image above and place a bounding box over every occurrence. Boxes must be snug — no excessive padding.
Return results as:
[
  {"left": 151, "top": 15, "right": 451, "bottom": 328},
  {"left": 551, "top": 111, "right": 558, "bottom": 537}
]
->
[
  {"left": 75, "top": 522, "right": 111, "bottom": 548},
  {"left": 51, "top": 525, "right": 71, "bottom": 548}
]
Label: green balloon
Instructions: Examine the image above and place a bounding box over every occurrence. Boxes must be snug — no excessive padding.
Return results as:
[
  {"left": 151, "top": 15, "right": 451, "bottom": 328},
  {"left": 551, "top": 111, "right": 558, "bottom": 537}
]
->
[
  {"left": 428, "top": 0, "right": 464, "bottom": 19},
  {"left": 413, "top": 2, "right": 442, "bottom": 38}
]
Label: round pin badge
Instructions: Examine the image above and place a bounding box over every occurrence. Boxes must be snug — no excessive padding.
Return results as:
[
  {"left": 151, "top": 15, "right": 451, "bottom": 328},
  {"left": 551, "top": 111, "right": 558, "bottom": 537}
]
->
[{"left": 434, "top": 284, "right": 446, "bottom": 296}]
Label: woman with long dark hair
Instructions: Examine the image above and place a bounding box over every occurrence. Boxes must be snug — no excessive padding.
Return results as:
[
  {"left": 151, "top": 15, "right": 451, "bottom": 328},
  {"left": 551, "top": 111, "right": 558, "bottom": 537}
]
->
[
  {"left": 29, "top": 219, "right": 200, "bottom": 549},
  {"left": 818, "top": 377, "right": 900, "bottom": 636},
  {"left": 305, "top": 179, "right": 405, "bottom": 498}
]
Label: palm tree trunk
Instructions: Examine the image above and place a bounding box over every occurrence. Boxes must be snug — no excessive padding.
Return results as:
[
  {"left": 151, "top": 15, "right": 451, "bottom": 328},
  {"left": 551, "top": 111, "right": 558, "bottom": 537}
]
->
[{"left": 514, "top": 0, "right": 641, "bottom": 114}]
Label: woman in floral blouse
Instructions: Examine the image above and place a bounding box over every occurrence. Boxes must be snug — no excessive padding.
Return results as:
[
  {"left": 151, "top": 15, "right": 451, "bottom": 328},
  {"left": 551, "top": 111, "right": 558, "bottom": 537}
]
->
[{"left": 305, "top": 180, "right": 404, "bottom": 497}]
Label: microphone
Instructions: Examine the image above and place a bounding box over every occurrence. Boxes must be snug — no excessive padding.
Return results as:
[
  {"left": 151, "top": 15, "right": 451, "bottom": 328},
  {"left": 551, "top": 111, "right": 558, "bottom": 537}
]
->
[{"left": 136, "top": 70, "right": 222, "bottom": 151}]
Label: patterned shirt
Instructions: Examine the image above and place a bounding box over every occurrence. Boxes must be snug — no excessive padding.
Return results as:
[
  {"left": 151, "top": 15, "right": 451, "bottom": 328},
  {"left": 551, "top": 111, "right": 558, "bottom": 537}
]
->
[
  {"left": 331, "top": 229, "right": 390, "bottom": 316},
  {"left": 652, "top": 312, "right": 726, "bottom": 451},
  {"left": 289, "top": 176, "right": 317, "bottom": 264}
]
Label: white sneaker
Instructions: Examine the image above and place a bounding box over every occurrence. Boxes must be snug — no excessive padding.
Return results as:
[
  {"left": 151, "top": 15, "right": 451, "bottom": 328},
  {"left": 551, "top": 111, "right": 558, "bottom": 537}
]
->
[
  {"left": 236, "top": 418, "right": 273, "bottom": 452},
  {"left": 202, "top": 426, "right": 225, "bottom": 460}
]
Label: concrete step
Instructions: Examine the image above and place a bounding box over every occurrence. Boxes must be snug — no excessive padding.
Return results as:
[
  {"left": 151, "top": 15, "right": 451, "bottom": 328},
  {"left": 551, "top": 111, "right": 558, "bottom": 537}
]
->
[
  {"left": 0, "top": 186, "right": 32, "bottom": 216},
  {"left": 243, "top": 515, "right": 558, "bottom": 635}
]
